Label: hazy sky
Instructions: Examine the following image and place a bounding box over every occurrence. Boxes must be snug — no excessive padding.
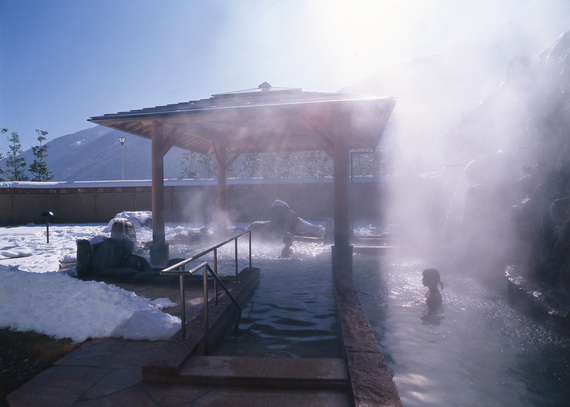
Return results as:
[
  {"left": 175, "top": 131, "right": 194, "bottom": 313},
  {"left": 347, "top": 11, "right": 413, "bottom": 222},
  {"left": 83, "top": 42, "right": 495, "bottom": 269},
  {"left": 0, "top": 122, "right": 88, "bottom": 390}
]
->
[{"left": 1, "top": 0, "right": 568, "bottom": 151}]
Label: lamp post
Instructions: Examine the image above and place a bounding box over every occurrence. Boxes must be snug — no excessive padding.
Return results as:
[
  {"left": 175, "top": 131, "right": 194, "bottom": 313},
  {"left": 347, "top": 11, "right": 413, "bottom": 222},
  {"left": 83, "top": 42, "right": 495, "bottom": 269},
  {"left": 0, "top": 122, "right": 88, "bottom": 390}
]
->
[
  {"left": 41, "top": 211, "right": 54, "bottom": 243},
  {"left": 118, "top": 136, "right": 126, "bottom": 180}
]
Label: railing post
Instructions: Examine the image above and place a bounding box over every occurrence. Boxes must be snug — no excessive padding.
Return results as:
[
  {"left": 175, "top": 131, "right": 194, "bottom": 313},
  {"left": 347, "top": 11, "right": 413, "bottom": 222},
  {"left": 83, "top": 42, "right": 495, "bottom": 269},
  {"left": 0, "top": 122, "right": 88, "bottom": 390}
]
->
[
  {"left": 235, "top": 237, "right": 239, "bottom": 282},
  {"left": 214, "top": 248, "right": 219, "bottom": 305},
  {"left": 203, "top": 264, "right": 209, "bottom": 355},
  {"left": 179, "top": 274, "right": 186, "bottom": 339},
  {"left": 248, "top": 230, "right": 252, "bottom": 272}
]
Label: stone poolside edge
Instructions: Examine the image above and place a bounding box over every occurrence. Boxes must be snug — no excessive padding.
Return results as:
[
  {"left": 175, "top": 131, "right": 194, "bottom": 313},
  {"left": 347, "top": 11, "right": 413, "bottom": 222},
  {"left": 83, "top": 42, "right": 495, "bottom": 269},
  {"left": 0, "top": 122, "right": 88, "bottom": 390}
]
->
[{"left": 333, "top": 266, "right": 403, "bottom": 407}]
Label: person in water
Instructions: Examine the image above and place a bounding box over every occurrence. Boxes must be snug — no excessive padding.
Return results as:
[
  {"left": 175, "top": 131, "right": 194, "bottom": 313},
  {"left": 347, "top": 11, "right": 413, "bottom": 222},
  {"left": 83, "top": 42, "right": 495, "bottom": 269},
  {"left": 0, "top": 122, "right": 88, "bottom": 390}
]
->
[
  {"left": 421, "top": 268, "right": 444, "bottom": 309},
  {"left": 280, "top": 233, "right": 294, "bottom": 258}
]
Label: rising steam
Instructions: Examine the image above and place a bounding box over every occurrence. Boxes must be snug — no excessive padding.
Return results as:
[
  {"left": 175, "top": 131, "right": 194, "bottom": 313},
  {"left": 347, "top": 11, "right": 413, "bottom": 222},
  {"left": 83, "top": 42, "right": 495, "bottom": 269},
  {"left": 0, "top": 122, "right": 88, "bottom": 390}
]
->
[{"left": 369, "top": 29, "right": 570, "bottom": 287}]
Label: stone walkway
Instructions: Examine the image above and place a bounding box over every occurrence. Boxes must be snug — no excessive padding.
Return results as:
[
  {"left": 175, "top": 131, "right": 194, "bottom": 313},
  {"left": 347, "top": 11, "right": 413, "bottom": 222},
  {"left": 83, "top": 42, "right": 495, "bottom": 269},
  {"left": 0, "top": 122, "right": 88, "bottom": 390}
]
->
[{"left": 8, "top": 336, "right": 350, "bottom": 407}]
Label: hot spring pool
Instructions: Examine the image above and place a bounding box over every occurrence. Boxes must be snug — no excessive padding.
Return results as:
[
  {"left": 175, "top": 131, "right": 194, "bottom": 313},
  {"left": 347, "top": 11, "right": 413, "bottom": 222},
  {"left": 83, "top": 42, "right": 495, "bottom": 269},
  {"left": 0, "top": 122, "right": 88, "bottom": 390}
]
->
[
  {"left": 174, "top": 239, "right": 569, "bottom": 406},
  {"left": 210, "top": 241, "right": 342, "bottom": 359},
  {"left": 352, "top": 254, "right": 570, "bottom": 407}
]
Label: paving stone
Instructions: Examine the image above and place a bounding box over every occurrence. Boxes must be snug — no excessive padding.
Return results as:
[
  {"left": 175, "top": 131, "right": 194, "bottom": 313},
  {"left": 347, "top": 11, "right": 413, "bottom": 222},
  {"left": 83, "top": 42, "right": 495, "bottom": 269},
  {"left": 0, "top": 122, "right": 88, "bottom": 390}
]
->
[
  {"left": 54, "top": 338, "right": 127, "bottom": 367},
  {"left": 81, "top": 368, "right": 142, "bottom": 399},
  {"left": 98, "top": 340, "right": 166, "bottom": 369},
  {"left": 7, "top": 385, "right": 79, "bottom": 407},
  {"left": 6, "top": 366, "right": 111, "bottom": 407},
  {"left": 140, "top": 382, "right": 208, "bottom": 405},
  {"left": 75, "top": 386, "right": 156, "bottom": 407}
]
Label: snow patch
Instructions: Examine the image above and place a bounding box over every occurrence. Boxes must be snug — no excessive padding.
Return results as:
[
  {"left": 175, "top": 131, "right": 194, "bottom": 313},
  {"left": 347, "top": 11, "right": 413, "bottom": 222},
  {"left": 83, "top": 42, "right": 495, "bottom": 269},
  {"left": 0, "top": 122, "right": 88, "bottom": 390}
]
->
[{"left": 0, "top": 268, "right": 180, "bottom": 342}]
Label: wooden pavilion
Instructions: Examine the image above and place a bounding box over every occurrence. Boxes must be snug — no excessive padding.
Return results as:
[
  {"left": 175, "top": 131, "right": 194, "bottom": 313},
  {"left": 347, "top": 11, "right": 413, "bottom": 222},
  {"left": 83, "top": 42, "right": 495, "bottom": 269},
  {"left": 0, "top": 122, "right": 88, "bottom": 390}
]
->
[{"left": 89, "top": 82, "right": 395, "bottom": 269}]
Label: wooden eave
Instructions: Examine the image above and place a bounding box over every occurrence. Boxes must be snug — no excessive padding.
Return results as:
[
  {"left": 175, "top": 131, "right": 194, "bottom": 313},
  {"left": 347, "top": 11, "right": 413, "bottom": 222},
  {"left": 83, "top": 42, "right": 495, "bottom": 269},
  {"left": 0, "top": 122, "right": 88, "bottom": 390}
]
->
[{"left": 89, "top": 93, "right": 395, "bottom": 156}]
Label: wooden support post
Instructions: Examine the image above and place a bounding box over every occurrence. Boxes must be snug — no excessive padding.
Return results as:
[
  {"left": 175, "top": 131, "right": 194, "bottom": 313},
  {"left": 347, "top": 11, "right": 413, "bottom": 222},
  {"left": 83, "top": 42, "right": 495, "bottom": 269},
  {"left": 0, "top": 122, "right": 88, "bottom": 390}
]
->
[
  {"left": 150, "top": 120, "right": 169, "bottom": 265},
  {"left": 214, "top": 145, "right": 228, "bottom": 233},
  {"left": 332, "top": 125, "right": 353, "bottom": 272}
]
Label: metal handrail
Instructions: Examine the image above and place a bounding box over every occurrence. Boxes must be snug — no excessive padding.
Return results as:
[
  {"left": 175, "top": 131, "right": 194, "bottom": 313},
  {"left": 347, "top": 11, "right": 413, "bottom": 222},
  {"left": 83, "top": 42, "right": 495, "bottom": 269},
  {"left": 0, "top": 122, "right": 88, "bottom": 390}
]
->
[
  {"left": 160, "top": 231, "right": 252, "bottom": 352},
  {"left": 162, "top": 230, "right": 252, "bottom": 283},
  {"left": 161, "top": 261, "right": 242, "bottom": 352}
]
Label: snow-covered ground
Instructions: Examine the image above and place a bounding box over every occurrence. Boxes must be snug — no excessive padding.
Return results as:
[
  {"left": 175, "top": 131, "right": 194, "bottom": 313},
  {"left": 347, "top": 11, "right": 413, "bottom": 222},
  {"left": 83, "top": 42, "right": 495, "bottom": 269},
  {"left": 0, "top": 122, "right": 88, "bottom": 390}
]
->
[
  {"left": 0, "top": 211, "right": 385, "bottom": 343},
  {"left": 0, "top": 213, "right": 182, "bottom": 342}
]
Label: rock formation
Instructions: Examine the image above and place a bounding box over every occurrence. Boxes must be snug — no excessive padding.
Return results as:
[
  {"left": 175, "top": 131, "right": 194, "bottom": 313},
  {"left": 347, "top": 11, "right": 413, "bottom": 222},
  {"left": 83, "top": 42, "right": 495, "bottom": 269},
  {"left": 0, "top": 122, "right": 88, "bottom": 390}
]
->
[
  {"left": 248, "top": 199, "right": 325, "bottom": 239},
  {"left": 76, "top": 219, "right": 154, "bottom": 281},
  {"left": 446, "top": 32, "right": 570, "bottom": 320}
]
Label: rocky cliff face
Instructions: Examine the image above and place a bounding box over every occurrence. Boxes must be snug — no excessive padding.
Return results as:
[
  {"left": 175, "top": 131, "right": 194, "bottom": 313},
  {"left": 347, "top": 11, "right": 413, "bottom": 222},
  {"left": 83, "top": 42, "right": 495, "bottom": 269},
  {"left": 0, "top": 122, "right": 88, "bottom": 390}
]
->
[{"left": 454, "top": 31, "right": 570, "bottom": 294}]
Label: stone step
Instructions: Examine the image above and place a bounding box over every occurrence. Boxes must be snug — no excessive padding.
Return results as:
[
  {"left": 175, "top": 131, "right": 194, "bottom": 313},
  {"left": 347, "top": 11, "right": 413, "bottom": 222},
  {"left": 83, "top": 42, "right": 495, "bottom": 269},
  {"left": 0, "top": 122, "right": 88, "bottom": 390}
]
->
[
  {"left": 152, "top": 384, "right": 352, "bottom": 407},
  {"left": 175, "top": 356, "right": 349, "bottom": 390}
]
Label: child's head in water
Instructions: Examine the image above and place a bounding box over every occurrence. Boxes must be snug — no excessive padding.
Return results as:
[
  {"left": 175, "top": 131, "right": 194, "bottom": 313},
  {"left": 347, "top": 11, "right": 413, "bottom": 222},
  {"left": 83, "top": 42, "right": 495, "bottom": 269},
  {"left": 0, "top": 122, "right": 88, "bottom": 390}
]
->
[
  {"left": 422, "top": 268, "right": 444, "bottom": 309},
  {"left": 422, "top": 268, "right": 443, "bottom": 290}
]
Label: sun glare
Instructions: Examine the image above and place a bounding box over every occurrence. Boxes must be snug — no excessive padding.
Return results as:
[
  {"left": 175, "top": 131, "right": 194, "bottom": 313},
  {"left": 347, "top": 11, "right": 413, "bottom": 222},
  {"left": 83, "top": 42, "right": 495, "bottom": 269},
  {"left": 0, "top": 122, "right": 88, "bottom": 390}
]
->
[{"left": 305, "top": 0, "right": 428, "bottom": 85}]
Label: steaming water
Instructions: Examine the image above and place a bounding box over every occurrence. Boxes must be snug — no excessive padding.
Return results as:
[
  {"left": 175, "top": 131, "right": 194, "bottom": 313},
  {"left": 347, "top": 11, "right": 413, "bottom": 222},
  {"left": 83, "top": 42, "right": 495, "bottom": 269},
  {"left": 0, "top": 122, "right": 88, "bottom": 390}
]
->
[
  {"left": 173, "top": 239, "right": 342, "bottom": 359},
  {"left": 214, "top": 253, "right": 342, "bottom": 359},
  {"left": 353, "top": 254, "right": 570, "bottom": 407},
  {"left": 173, "top": 238, "right": 569, "bottom": 405}
]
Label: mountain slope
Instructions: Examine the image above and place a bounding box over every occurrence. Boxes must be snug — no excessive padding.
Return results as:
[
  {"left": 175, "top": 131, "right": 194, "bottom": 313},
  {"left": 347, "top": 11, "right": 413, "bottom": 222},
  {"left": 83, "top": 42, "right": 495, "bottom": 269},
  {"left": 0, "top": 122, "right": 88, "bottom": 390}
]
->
[{"left": 1, "top": 126, "right": 188, "bottom": 181}]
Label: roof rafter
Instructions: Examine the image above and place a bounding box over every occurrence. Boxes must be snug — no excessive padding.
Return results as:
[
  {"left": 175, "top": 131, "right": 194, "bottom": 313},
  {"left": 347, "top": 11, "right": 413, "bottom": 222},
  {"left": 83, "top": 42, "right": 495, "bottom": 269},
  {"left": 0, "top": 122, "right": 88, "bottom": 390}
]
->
[{"left": 88, "top": 86, "right": 395, "bottom": 157}]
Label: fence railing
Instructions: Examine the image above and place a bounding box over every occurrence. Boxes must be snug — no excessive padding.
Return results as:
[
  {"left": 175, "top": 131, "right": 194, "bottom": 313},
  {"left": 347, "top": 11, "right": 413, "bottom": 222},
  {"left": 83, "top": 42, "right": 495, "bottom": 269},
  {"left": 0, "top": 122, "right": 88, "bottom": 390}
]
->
[
  {"left": 164, "top": 230, "right": 252, "bottom": 284},
  {"left": 160, "top": 231, "right": 252, "bottom": 352}
]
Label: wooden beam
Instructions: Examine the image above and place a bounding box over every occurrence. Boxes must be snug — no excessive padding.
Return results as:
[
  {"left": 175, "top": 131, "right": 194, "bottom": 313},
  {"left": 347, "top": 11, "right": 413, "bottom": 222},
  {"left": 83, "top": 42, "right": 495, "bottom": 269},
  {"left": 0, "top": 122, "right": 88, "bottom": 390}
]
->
[
  {"left": 213, "top": 144, "right": 228, "bottom": 231},
  {"left": 332, "top": 122, "right": 353, "bottom": 272},
  {"left": 312, "top": 128, "right": 334, "bottom": 156},
  {"left": 226, "top": 153, "right": 240, "bottom": 169},
  {"left": 150, "top": 120, "right": 169, "bottom": 265},
  {"left": 160, "top": 125, "right": 180, "bottom": 156}
]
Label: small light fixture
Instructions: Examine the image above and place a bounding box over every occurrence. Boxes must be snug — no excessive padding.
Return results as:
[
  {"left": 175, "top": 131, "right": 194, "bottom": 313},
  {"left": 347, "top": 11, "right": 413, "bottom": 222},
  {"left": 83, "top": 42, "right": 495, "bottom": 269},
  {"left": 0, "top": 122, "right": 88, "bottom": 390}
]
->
[
  {"left": 41, "top": 211, "right": 54, "bottom": 243},
  {"left": 118, "top": 136, "right": 126, "bottom": 180}
]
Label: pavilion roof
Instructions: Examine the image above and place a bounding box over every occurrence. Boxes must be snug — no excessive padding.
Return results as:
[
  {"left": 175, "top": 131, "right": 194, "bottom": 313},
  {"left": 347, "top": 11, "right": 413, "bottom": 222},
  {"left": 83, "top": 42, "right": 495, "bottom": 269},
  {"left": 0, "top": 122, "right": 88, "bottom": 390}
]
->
[{"left": 88, "top": 83, "right": 395, "bottom": 155}]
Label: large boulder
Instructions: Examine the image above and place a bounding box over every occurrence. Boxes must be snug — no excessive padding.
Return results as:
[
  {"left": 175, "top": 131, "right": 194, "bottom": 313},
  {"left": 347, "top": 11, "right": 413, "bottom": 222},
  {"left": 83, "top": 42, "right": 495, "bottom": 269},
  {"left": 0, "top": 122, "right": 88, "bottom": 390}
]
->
[
  {"left": 248, "top": 200, "right": 325, "bottom": 239},
  {"left": 76, "top": 238, "right": 152, "bottom": 279},
  {"left": 124, "top": 254, "right": 151, "bottom": 272},
  {"left": 76, "top": 239, "right": 93, "bottom": 278},
  {"left": 269, "top": 200, "right": 299, "bottom": 236},
  {"left": 110, "top": 218, "right": 137, "bottom": 250},
  {"left": 90, "top": 238, "right": 132, "bottom": 274},
  {"left": 295, "top": 217, "right": 325, "bottom": 238},
  {"left": 247, "top": 221, "right": 272, "bottom": 239}
]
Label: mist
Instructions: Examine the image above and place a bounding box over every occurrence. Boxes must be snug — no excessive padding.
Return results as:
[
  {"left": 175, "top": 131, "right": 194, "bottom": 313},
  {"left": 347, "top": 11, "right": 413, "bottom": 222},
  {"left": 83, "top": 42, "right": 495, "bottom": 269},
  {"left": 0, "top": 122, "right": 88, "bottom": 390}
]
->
[
  {"left": 217, "top": 0, "right": 570, "bottom": 245},
  {"left": 376, "top": 41, "right": 570, "bottom": 291},
  {"left": 214, "top": 0, "right": 570, "bottom": 286},
  {"left": 316, "top": 1, "right": 570, "bottom": 287}
]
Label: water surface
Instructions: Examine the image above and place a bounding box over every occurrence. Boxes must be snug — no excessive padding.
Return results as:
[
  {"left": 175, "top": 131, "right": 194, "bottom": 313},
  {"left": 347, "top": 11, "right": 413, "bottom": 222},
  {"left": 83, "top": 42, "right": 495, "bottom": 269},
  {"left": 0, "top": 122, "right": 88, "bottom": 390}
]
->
[
  {"left": 174, "top": 237, "right": 569, "bottom": 406},
  {"left": 353, "top": 254, "right": 570, "bottom": 407},
  {"left": 205, "top": 241, "right": 342, "bottom": 358}
]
